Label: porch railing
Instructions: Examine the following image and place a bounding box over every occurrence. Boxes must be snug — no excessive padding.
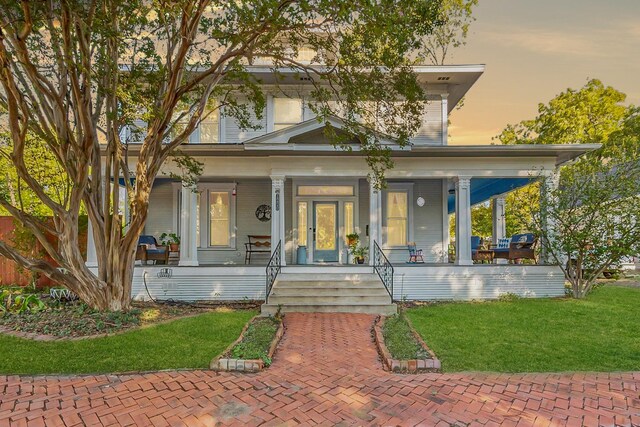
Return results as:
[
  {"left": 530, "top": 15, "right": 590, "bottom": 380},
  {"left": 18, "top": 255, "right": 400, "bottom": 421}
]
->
[
  {"left": 265, "top": 240, "right": 282, "bottom": 304},
  {"left": 373, "top": 241, "right": 394, "bottom": 300}
]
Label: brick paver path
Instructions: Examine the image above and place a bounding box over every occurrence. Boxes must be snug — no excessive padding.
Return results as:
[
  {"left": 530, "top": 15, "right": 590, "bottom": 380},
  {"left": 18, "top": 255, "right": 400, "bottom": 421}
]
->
[{"left": 1, "top": 313, "right": 639, "bottom": 426}]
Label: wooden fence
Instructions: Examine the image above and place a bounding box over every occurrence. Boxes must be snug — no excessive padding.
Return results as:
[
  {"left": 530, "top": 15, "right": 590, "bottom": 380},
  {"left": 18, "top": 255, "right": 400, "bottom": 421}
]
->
[{"left": 0, "top": 216, "right": 87, "bottom": 287}]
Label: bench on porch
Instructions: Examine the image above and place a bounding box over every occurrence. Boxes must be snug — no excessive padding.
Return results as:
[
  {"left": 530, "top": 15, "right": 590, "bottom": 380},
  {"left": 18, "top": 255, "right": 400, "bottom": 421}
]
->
[{"left": 244, "top": 235, "right": 271, "bottom": 264}]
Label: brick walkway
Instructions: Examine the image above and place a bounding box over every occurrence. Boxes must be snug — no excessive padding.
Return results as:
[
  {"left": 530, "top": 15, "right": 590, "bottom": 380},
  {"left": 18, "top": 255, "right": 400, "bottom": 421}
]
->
[{"left": 1, "top": 313, "right": 639, "bottom": 426}]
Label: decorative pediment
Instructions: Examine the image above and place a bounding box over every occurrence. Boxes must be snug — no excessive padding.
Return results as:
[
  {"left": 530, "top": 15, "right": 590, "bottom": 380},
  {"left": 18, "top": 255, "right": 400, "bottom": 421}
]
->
[{"left": 243, "top": 116, "right": 401, "bottom": 150}]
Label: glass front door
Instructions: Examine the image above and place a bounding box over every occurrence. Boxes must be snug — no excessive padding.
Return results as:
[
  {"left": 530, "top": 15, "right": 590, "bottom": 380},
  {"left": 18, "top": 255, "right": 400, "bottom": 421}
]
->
[{"left": 313, "top": 202, "right": 339, "bottom": 262}]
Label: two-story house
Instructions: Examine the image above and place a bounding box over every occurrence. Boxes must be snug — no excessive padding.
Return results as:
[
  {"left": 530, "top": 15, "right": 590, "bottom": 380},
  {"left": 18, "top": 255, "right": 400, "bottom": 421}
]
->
[{"left": 86, "top": 64, "right": 597, "bottom": 314}]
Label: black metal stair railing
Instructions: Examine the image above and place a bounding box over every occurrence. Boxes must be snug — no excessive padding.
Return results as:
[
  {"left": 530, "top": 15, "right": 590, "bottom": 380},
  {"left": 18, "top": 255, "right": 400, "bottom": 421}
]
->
[
  {"left": 265, "top": 241, "right": 282, "bottom": 304},
  {"left": 373, "top": 241, "right": 394, "bottom": 301}
]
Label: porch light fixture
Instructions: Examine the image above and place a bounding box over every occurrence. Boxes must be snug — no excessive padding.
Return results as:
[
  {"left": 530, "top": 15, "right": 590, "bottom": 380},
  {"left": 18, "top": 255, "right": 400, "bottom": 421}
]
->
[{"left": 416, "top": 196, "right": 425, "bottom": 207}]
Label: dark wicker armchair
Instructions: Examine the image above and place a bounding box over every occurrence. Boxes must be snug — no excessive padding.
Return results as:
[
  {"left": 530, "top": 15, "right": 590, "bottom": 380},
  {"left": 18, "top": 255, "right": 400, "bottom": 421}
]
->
[{"left": 135, "top": 235, "right": 169, "bottom": 265}]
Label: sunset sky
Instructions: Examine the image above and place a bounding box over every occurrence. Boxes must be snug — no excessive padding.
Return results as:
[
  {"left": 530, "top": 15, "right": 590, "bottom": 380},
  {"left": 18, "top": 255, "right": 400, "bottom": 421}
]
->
[{"left": 447, "top": 0, "right": 640, "bottom": 145}]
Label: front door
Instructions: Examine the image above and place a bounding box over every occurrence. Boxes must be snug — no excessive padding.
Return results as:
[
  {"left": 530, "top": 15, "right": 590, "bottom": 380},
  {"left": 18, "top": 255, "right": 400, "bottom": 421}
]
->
[{"left": 313, "top": 201, "right": 339, "bottom": 262}]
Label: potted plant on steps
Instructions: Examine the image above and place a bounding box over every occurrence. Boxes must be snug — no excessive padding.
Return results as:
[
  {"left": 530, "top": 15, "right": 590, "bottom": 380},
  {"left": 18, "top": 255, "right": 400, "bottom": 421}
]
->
[
  {"left": 160, "top": 233, "right": 181, "bottom": 252},
  {"left": 351, "top": 246, "right": 368, "bottom": 264}
]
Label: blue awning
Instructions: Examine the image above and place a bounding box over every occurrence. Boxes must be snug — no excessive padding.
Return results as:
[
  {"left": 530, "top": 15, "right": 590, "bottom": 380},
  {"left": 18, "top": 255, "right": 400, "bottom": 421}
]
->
[{"left": 448, "top": 177, "right": 534, "bottom": 214}]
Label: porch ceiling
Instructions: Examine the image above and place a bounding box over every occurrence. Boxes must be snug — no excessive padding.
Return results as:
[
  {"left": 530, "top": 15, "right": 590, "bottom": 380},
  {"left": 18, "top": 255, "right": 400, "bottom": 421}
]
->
[{"left": 447, "top": 177, "right": 534, "bottom": 214}]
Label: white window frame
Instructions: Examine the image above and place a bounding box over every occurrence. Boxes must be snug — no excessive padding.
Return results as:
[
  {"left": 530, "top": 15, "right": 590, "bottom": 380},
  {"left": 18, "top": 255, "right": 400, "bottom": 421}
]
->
[
  {"left": 173, "top": 182, "right": 237, "bottom": 250},
  {"left": 382, "top": 183, "right": 414, "bottom": 249},
  {"left": 272, "top": 96, "right": 303, "bottom": 131},
  {"left": 291, "top": 178, "right": 359, "bottom": 264}
]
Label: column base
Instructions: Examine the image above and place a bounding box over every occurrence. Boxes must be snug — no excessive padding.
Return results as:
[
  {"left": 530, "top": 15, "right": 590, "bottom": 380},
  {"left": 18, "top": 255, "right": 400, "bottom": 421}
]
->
[
  {"left": 85, "top": 262, "right": 98, "bottom": 268},
  {"left": 454, "top": 260, "right": 474, "bottom": 266},
  {"left": 178, "top": 260, "right": 199, "bottom": 267}
]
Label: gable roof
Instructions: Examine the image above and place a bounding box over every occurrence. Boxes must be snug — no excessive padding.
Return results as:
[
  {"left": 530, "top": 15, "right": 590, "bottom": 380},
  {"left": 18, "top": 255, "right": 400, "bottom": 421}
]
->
[{"left": 243, "top": 116, "right": 402, "bottom": 151}]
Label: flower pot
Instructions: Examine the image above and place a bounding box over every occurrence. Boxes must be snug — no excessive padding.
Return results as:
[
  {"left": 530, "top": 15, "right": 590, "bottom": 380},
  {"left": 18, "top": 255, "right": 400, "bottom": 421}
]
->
[
  {"left": 356, "top": 257, "right": 365, "bottom": 264},
  {"left": 169, "top": 243, "right": 180, "bottom": 252}
]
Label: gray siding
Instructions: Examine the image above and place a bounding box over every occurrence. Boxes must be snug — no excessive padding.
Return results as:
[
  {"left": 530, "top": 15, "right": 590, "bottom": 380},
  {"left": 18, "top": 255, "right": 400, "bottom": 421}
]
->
[
  {"left": 144, "top": 178, "right": 272, "bottom": 265},
  {"left": 224, "top": 100, "right": 267, "bottom": 144},
  {"left": 144, "top": 179, "right": 175, "bottom": 238},
  {"left": 411, "top": 98, "right": 443, "bottom": 146},
  {"left": 358, "top": 178, "right": 370, "bottom": 247},
  {"left": 382, "top": 179, "right": 443, "bottom": 264},
  {"left": 393, "top": 265, "right": 566, "bottom": 301}
]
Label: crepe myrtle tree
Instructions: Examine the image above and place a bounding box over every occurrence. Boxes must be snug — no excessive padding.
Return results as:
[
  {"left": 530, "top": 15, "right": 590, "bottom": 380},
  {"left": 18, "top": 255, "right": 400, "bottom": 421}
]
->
[
  {"left": 523, "top": 153, "right": 640, "bottom": 299},
  {"left": 0, "top": 0, "right": 446, "bottom": 310}
]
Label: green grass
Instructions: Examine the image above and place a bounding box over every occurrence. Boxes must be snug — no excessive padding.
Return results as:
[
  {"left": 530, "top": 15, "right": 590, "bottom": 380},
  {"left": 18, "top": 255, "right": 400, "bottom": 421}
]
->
[
  {"left": 382, "top": 314, "right": 428, "bottom": 360},
  {"left": 230, "top": 316, "right": 280, "bottom": 363},
  {"left": 0, "top": 309, "right": 255, "bottom": 375},
  {"left": 406, "top": 286, "right": 640, "bottom": 372}
]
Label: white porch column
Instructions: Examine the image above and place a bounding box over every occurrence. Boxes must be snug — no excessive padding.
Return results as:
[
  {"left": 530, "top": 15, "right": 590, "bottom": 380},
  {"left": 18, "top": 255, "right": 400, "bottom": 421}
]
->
[
  {"left": 441, "top": 93, "right": 449, "bottom": 145},
  {"left": 368, "top": 179, "right": 382, "bottom": 266},
  {"left": 491, "top": 196, "right": 507, "bottom": 264},
  {"left": 270, "top": 175, "right": 286, "bottom": 265},
  {"left": 540, "top": 169, "right": 560, "bottom": 265},
  {"left": 442, "top": 179, "right": 451, "bottom": 263},
  {"left": 86, "top": 219, "right": 98, "bottom": 267},
  {"left": 454, "top": 176, "right": 473, "bottom": 266},
  {"left": 179, "top": 183, "right": 199, "bottom": 266}
]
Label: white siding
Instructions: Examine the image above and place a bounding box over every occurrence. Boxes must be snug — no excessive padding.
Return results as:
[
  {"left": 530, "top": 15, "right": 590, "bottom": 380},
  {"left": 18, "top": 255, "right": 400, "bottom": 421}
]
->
[
  {"left": 393, "top": 265, "right": 566, "bottom": 301},
  {"left": 382, "top": 179, "right": 443, "bottom": 264},
  {"left": 411, "top": 98, "right": 443, "bottom": 146},
  {"left": 130, "top": 266, "right": 265, "bottom": 301}
]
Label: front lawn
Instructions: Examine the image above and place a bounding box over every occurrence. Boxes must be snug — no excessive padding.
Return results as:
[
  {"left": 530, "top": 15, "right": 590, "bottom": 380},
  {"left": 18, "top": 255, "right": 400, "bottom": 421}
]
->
[
  {"left": 0, "top": 309, "right": 255, "bottom": 375},
  {"left": 406, "top": 286, "right": 640, "bottom": 372}
]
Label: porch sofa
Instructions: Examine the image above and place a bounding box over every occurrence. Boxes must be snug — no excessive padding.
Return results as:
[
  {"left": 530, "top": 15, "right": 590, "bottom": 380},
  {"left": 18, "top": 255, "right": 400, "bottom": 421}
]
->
[
  {"left": 135, "top": 235, "right": 169, "bottom": 264},
  {"left": 492, "top": 233, "right": 537, "bottom": 263}
]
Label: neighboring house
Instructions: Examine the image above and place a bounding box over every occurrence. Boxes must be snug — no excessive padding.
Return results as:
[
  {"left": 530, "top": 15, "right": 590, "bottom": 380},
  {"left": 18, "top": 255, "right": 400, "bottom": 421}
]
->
[{"left": 87, "top": 64, "right": 598, "bottom": 313}]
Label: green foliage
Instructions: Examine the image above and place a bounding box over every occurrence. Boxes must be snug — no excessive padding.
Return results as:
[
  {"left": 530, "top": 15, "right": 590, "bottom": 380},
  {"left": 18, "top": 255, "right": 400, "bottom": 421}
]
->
[
  {"left": 0, "top": 289, "right": 45, "bottom": 314},
  {"left": 159, "top": 233, "right": 180, "bottom": 246},
  {"left": 230, "top": 317, "right": 280, "bottom": 365},
  {"left": 520, "top": 154, "right": 640, "bottom": 298},
  {"left": 382, "top": 313, "right": 429, "bottom": 360},
  {"left": 0, "top": 310, "right": 255, "bottom": 374},
  {"left": 407, "top": 286, "right": 640, "bottom": 372},
  {"left": 0, "top": 135, "right": 72, "bottom": 216},
  {"left": 423, "top": 0, "right": 478, "bottom": 65},
  {"left": 496, "top": 79, "right": 628, "bottom": 147}
]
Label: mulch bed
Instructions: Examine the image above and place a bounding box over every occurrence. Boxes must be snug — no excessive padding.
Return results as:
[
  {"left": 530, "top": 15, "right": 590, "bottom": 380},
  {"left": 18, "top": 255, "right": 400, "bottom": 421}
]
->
[{"left": 0, "top": 296, "right": 261, "bottom": 339}]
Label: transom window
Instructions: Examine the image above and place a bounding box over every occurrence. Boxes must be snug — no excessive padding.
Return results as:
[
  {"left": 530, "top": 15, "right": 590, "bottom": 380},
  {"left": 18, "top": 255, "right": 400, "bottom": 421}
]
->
[
  {"left": 298, "top": 185, "right": 354, "bottom": 196},
  {"left": 274, "top": 97, "right": 303, "bottom": 131}
]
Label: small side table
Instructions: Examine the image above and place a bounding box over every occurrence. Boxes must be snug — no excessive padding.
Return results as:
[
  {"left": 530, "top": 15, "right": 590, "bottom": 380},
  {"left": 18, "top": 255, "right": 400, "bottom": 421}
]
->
[{"left": 168, "top": 250, "right": 180, "bottom": 265}]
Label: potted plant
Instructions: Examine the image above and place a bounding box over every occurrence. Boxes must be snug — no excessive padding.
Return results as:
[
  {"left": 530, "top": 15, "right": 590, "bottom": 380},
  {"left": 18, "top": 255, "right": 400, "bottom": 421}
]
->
[
  {"left": 351, "top": 246, "right": 368, "bottom": 264},
  {"left": 160, "top": 232, "right": 181, "bottom": 252},
  {"left": 346, "top": 232, "right": 359, "bottom": 247}
]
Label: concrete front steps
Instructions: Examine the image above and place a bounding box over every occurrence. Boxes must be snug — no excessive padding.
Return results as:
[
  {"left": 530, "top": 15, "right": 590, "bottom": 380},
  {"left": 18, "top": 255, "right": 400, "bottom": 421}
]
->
[{"left": 261, "top": 270, "right": 397, "bottom": 315}]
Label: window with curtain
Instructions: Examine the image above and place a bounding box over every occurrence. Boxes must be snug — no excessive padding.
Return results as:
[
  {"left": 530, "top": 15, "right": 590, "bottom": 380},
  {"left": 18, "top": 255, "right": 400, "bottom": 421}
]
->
[
  {"left": 274, "top": 97, "right": 303, "bottom": 130},
  {"left": 298, "top": 202, "right": 308, "bottom": 246},
  {"left": 386, "top": 191, "right": 408, "bottom": 246},
  {"left": 210, "top": 191, "right": 230, "bottom": 246}
]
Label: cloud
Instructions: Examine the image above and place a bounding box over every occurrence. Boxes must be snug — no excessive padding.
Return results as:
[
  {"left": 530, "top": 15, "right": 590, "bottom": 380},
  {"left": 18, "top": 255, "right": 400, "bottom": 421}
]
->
[{"left": 478, "top": 23, "right": 639, "bottom": 60}]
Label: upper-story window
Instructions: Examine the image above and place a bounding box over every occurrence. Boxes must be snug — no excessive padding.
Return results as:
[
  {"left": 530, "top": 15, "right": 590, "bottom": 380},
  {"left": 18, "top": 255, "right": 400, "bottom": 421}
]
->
[
  {"left": 189, "top": 105, "right": 220, "bottom": 144},
  {"left": 274, "top": 97, "right": 303, "bottom": 131}
]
